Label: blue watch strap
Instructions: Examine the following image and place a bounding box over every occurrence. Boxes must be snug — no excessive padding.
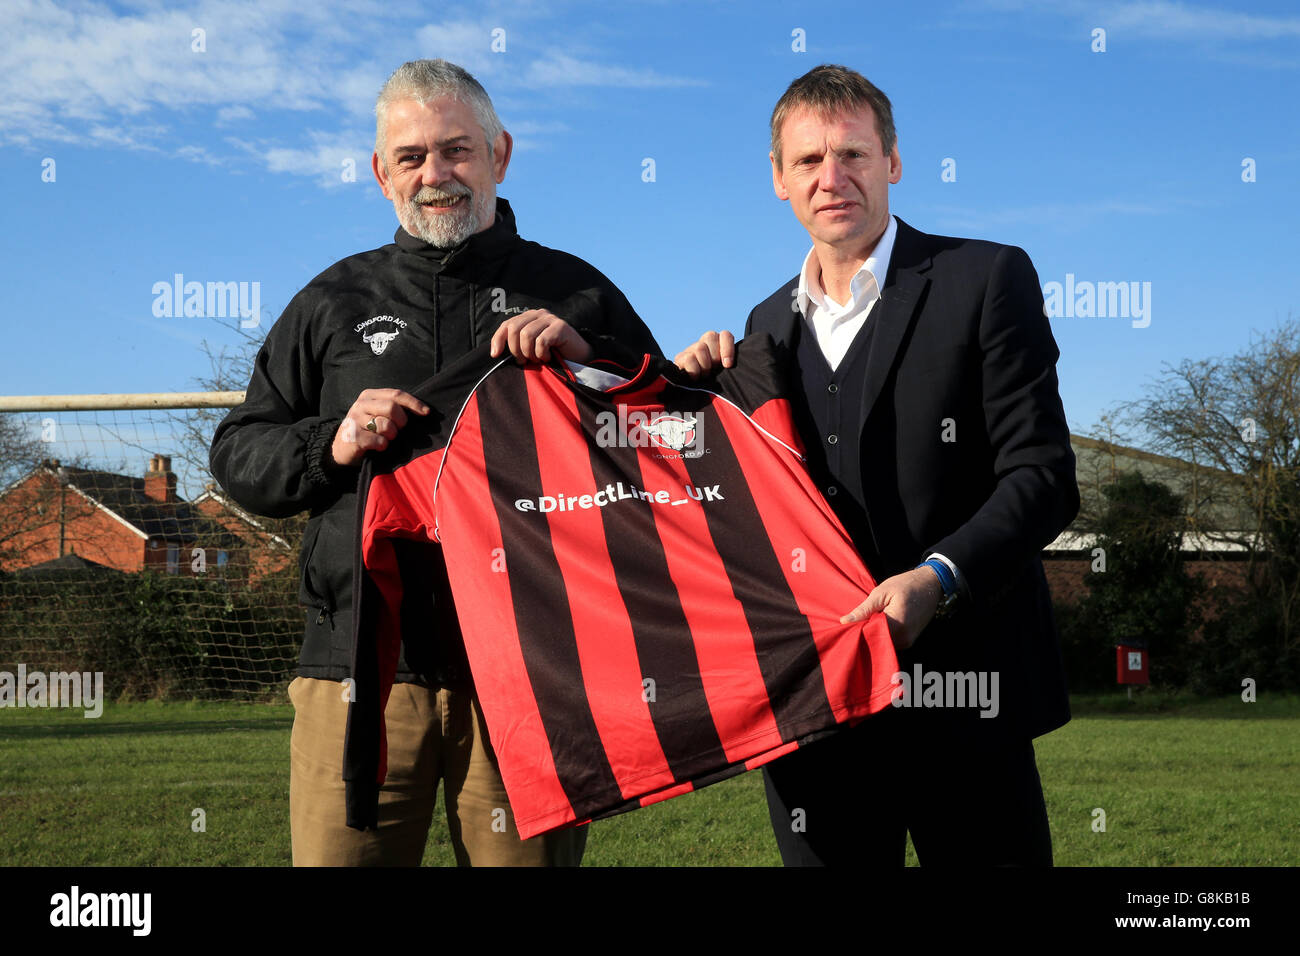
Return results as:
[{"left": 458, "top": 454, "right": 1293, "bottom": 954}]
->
[{"left": 918, "top": 558, "right": 956, "bottom": 598}]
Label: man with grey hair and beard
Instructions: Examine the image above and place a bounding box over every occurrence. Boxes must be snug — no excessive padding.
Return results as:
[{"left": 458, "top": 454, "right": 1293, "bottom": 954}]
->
[{"left": 211, "top": 58, "right": 660, "bottom": 866}]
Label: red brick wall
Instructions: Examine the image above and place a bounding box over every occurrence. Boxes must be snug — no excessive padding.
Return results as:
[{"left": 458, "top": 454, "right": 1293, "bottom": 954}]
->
[
  {"left": 192, "top": 498, "right": 293, "bottom": 583},
  {"left": 0, "top": 472, "right": 146, "bottom": 572},
  {"left": 1043, "top": 555, "right": 1252, "bottom": 606}
]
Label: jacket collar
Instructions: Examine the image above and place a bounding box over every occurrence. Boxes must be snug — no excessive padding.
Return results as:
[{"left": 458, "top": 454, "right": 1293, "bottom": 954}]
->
[
  {"left": 767, "top": 216, "right": 932, "bottom": 347},
  {"left": 393, "top": 196, "right": 520, "bottom": 268}
]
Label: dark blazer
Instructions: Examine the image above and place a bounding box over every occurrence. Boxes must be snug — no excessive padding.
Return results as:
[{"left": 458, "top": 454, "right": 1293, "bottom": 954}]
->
[{"left": 745, "top": 217, "right": 1078, "bottom": 740}]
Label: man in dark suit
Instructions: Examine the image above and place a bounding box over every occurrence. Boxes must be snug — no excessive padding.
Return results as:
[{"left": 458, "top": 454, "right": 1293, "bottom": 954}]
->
[{"left": 675, "top": 64, "right": 1078, "bottom": 866}]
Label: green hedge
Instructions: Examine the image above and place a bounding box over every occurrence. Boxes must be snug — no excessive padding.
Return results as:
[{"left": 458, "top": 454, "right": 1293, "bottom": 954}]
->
[{"left": 0, "top": 568, "right": 301, "bottom": 700}]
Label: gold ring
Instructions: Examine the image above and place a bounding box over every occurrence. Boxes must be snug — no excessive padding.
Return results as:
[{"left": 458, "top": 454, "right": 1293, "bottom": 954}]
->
[{"left": 365, "top": 417, "right": 378, "bottom": 432}]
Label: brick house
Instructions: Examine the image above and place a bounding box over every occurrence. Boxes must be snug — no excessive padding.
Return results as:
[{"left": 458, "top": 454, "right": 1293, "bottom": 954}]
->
[
  {"left": 0, "top": 455, "right": 252, "bottom": 577},
  {"left": 190, "top": 483, "right": 296, "bottom": 582}
]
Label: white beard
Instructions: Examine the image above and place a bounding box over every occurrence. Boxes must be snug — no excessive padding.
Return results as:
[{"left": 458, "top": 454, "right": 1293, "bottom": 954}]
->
[{"left": 395, "top": 186, "right": 494, "bottom": 248}]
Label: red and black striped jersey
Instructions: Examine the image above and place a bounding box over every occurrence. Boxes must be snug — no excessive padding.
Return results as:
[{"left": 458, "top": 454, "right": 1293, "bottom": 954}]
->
[{"left": 343, "top": 333, "right": 898, "bottom": 839}]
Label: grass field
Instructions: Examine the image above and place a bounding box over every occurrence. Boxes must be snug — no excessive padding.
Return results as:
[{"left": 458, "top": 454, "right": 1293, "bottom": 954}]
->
[{"left": 1, "top": 692, "right": 1296, "bottom": 866}]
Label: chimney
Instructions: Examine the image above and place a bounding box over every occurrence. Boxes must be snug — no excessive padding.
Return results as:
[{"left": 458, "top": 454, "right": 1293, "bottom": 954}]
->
[{"left": 144, "top": 454, "right": 176, "bottom": 502}]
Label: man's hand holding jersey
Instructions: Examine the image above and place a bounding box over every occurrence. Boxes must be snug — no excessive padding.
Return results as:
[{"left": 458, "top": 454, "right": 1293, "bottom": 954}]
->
[
  {"left": 332, "top": 389, "right": 432, "bottom": 466},
  {"left": 673, "top": 330, "right": 736, "bottom": 377},
  {"left": 491, "top": 308, "right": 593, "bottom": 365},
  {"left": 674, "top": 328, "right": 942, "bottom": 653},
  {"left": 332, "top": 310, "right": 591, "bottom": 467},
  {"left": 839, "top": 567, "right": 941, "bottom": 652}
]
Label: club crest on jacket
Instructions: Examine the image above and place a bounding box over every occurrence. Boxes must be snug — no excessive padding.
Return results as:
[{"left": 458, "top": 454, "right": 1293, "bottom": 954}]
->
[{"left": 354, "top": 315, "right": 408, "bottom": 355}]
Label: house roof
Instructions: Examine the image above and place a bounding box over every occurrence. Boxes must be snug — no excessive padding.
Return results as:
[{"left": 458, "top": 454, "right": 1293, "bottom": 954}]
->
[
  {"left": 9, "top": 552, "right": 124, "bottom": 577},
  {"left": 191, "top": 486, "right": 293, "bottom": 551},
  {"left": 1060, "top": 434, "right": 1257, "bottom": 551},
  {"left": 18, "top": 463, "right": 240, "bottom": 547}
]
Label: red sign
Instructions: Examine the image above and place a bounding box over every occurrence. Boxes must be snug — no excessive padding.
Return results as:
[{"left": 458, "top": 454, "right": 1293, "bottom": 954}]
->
[{"left": 1116, "top": 645, "right": 1149, "bottom": 685}]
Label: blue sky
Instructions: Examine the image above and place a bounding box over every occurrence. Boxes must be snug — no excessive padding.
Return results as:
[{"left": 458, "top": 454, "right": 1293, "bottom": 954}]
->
[{"left": 2, "top": 0, "right": 1298, "bottom": 444}]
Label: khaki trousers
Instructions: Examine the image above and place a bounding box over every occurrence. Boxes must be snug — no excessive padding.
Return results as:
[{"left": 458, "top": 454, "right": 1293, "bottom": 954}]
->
[{"left": 288, "top": 676, "right": 587, "bottom": 866}]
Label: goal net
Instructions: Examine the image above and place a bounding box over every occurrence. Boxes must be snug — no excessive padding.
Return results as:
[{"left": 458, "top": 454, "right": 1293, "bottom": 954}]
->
[{"left": 0, "top": 393, "right": 306, "bottom": 701}]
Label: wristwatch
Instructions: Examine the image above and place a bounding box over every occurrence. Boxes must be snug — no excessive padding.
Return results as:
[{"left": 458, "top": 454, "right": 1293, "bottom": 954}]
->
[{"left": 932, "top": 587, "right": 958, "bottom": 620}]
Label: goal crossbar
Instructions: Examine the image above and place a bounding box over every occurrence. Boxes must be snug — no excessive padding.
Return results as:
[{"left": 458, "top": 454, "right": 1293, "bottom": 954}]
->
[{"left": 0, "top": 392, "right": 246, "bottom": 412}]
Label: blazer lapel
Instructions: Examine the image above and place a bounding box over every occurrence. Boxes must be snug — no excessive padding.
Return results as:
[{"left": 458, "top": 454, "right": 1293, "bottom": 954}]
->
[{"left": 859, "top": 218, "right": 931, "bottom": 427}]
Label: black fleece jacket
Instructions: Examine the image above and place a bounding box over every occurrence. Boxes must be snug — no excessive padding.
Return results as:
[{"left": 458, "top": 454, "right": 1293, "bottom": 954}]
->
[{"left": 209, "top": 198, "right": 661, "bottom": 684}]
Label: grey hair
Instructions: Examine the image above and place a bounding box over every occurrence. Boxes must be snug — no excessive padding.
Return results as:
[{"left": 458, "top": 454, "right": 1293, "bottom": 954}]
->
[{"left": 375, "top": 59, "right": 505, "bottom": 161}]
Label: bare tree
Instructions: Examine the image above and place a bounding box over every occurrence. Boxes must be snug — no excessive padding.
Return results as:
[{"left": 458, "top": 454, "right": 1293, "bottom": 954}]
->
[
  {"left": 168, "top": 321, "right": 308, "bottom": 567},
  {"left": 0, "top": 414, "right": 101, "bottom": 567},
  {"left": 1118, "top": 316, "right": 1300, "bottom": 665},
  {"left": 0, "top": 412, "right": 46, "bottom": 490}
]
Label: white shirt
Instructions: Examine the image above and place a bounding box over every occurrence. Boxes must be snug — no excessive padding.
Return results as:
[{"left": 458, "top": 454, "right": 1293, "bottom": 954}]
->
[{"left": 796, "top": 215, "right": 897, "bottom": 371}]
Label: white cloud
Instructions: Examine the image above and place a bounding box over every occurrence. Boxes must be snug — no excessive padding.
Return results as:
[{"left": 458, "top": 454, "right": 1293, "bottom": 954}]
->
[
  {"left": 216, "top": 105, "right": 254, "bottom": 125},
  {"left": 0, "top": 0, "right": 341, "bottom": 146},
  {"left": 926, "top": 197, "right": 1196, "bottom": 233},
  {"left": 1099, "top": 1, "right": 1300, "bottom": 40},
  {"left": 409, "top": 22, "right": 705, "bottom": 90},
  {"left": 522, "top": 53, "right": 705, "bottom": 88},
  {"left": 980, "top": 0, "right": 1300, "bottom": 41},
  {"left": 237, "top": 129, "right": 373, "bottom": 186},
  {"left": 175, "top": 143, "right": 223, "bottom": 166},
  {"left": 498, "top": 118, "right": 570, "bottom": 153},
  {"left": 0, "top": 3, "right": 703, "bottom": 177},
  {"left": 415, "top": 20, "right": 501, "bottom": 77}
]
